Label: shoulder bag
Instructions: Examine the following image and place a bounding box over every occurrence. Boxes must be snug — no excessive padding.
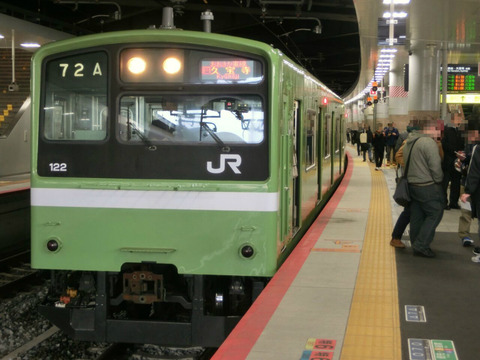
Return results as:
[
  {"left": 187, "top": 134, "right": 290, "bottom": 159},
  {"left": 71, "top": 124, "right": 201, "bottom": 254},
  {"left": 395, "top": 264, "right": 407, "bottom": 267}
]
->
[{"left": 393, "top": 138, "right": 419, "bottom": 207}]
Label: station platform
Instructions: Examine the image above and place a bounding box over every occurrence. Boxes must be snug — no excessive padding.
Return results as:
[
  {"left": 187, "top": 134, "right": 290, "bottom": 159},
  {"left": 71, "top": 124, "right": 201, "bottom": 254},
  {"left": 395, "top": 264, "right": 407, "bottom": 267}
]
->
[
  {"left": 212, "top": 145, "right": 479, "bottom": 360},
  {"left": 0, "top": 173, "right": 30, "bottom": 194}
]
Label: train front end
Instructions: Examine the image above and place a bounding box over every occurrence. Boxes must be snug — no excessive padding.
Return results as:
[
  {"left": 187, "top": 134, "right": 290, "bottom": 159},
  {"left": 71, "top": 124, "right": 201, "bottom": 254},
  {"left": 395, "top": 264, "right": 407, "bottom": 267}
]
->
[{"left": 30, "top": 30, "right": 280, "bottom": 346}]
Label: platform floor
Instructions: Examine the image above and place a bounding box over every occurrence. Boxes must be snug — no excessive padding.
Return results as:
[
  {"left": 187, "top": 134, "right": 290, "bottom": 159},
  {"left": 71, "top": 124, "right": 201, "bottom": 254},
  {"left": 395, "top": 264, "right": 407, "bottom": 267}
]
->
[
  {"left": 0, "top": 173, "right": 30, "bottom": 194},
  {"left": 212, "top": 145, "right": 478, "bottom": 360}
]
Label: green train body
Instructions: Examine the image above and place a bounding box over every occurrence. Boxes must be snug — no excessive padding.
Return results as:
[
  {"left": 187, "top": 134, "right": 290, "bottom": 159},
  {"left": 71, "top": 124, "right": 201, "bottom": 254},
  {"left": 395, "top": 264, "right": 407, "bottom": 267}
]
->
[{"left": 30, "top": 29, "right": 345, "bottom": 346}]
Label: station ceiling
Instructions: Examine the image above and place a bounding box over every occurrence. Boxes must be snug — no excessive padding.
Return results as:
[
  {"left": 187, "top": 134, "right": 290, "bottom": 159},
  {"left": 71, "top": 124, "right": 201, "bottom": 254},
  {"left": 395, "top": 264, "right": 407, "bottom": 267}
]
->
[
  {"left": 0, "top": 0, "right": 360, "bottom": 97},
  {"left": 0, "top": 0, "right": 479, "bottom": 103}
]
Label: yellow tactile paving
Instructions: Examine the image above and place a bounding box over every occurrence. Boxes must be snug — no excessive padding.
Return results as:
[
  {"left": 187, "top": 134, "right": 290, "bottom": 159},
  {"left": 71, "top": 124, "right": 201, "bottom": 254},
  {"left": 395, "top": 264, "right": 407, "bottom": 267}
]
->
[{"left": 340, "top": 160, "right": 402, "bottom": 360}]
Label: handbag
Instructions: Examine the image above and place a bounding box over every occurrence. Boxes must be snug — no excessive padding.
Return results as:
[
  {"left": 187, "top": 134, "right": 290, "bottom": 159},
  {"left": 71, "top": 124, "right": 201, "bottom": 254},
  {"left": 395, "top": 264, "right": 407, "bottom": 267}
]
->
[{"left": 393, "top": 138, "right": 420, "bottom": 207}]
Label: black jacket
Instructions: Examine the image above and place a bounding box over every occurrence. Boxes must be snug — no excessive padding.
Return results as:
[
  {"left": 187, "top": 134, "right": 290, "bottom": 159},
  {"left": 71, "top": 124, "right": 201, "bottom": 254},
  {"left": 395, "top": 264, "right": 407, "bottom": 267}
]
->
[{"left": 465, "top": 144, "right": 480, "bottom": 217}]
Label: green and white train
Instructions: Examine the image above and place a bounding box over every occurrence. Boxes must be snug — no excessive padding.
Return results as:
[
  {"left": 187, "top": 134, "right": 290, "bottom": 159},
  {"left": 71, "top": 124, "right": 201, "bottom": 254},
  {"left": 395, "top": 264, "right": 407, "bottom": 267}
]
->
[{"left": 30, "top": 28, "right": 346, "bottom": 346}]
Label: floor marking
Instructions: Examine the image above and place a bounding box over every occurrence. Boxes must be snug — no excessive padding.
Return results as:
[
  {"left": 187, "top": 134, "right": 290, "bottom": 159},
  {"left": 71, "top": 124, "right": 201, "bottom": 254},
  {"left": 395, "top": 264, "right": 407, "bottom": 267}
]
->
[
  {"left": 405, "top": 305, "right": 426, "bottom": 322},
  {"left": 311, "top": 246, "right": 360, "bottom": 253},
  {"left": 408, "top": 339, "right": 458, "bottom": 360},
  {"left": 300, "top": 350, "right": 334, "bottom": 359},
  {"left": 302, "top": 339, "right": 336, "bottom": 360},
  {"left": 305, "top": 338, "right": 337, "bottom": 351}
]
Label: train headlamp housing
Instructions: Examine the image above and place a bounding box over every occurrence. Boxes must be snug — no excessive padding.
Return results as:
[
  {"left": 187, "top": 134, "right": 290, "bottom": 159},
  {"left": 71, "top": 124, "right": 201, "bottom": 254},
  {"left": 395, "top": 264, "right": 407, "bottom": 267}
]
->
[
  {"left": 127, "top": 57, "right": 147, "bottom": 74},
  {"left": 239, "top": 244, "right": 255, "bottom": 259},
  {"left": 121, "top": 48, "right": 184, "bottom": 83},
  {"left": 162, "top": 57, "right": 182, "bottom": 74},
  {"left": 47, "top": 238, "right": 62, "bottom": 252}
]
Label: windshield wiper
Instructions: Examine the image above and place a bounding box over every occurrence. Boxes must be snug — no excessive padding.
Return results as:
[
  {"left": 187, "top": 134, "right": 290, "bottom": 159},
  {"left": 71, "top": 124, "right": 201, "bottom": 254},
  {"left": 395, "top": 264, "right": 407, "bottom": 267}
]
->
[
  {"left": 201, "top": 123, "right": 230, "bottom": 152},
  {"left": 127, "top": 121, "right": 157, "bottom": 151}
]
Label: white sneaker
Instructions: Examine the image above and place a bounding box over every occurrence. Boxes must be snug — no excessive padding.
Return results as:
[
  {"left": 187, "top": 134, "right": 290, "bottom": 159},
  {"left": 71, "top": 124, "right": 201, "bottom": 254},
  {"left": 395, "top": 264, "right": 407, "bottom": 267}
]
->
[{"left": 471, "top": 255, "right": 480, "bottom": 263}]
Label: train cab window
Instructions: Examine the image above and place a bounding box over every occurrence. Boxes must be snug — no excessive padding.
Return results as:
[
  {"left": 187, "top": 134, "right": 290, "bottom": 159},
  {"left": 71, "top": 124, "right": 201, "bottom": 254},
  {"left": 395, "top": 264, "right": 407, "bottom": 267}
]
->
[
  {"left": 42, "top": 51, "right": 108, "bottom": 141},
  {"left": 118, "top": 95, "right": 264, "bottom": 145}
]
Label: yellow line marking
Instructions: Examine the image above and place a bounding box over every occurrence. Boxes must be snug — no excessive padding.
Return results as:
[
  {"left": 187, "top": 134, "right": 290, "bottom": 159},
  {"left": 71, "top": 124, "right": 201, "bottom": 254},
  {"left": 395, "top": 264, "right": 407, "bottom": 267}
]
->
[{"left": 340, "top": 161, "right": 402, "bottom": 359}]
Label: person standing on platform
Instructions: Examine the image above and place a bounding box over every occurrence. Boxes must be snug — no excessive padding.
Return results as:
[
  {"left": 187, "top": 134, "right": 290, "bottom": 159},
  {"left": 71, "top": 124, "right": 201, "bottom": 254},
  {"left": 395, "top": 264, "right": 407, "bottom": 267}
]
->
[
  {"left": 442, "top": 120, "right": 465, "bottom": 209},
  {"left": 384, "top": 122, "right": 399, "bottom": 166},
  {"left": 403, "top": 121, "right": 445, "bottom": 258},
  {"left": 350, "top": 129, "right": 360, "bottom": 156},
  {"left": 460, "top": 135, "right": 480, "bottom": 262},
  {"left": 372, "top": 123, "right": 386, "bottom": 170},
  {"left": 390, "top": 124, "right": 443, "bottom": 249},
  {"left": 359, "top": 124, "right": 373, "bottom": 163},
  {"left": 458, "top": 107, "right": 480, "bottom": 250}
]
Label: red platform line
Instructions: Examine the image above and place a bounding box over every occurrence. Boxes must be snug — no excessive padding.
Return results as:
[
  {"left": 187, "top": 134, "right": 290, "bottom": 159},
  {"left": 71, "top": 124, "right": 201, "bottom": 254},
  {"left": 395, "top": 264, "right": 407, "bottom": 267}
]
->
[{"left": 211, "top": 153, "right": 354, "bottom": 360}]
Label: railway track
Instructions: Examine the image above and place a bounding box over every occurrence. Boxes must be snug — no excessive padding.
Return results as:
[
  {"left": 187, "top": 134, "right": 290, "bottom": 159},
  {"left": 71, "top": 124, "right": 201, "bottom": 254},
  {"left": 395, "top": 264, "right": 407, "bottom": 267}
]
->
[
  {"left": 0, "top": 252, "right": 42, "bottom": 297},
  {"left": 1, "top": 330, "right": 216, "bottom": 360}
]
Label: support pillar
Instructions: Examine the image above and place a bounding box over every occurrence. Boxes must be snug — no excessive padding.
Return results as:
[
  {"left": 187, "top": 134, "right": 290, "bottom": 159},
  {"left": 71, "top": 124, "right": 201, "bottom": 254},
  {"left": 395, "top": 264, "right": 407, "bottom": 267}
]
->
[
  {"left": 387, "top": 50, "right": 409, "bottom": 131},
  {"left": 407, "top": 46, "right": 441, "bottom": 121}
]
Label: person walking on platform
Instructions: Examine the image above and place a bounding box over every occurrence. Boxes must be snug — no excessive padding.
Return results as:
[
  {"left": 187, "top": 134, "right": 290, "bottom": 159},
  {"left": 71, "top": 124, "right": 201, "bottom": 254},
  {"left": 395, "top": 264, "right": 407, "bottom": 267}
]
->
[
  {"left": 384, "top": 122, "right": 399, "bottom": 166},
  {"left": 403, "top": 122, "right": 445, "bottom": 257},
  {"left": 372, "top": 123, "right": 386, "bottom": 170},
  {"left": 442, "top": 120, "right": 465, "bottom": 210}
]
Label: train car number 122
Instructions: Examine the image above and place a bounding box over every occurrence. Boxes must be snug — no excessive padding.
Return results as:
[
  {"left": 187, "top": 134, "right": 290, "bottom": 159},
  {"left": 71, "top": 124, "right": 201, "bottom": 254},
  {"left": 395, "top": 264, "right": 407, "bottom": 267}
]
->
[{"left": 49, "top": 163, "right": 68, "bottom": 172}]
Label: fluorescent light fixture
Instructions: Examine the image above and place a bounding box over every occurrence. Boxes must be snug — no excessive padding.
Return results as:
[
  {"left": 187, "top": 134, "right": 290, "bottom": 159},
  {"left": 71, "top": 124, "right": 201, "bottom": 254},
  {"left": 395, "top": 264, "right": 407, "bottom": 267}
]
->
[
  {"left": 380, "top": 48, "right": 398, "bottom": 53},
  {"left": 0, "top": 34, "right": 4, "bottom": 39},
  {"left": 383, "top": 0, "right": 410, "bottom": 4},
  {"left": 383, "top": 11, "right": 408, "bottom": 18},
  {"left": 20, "top": 42, "right": 41, "bottom": 48}
]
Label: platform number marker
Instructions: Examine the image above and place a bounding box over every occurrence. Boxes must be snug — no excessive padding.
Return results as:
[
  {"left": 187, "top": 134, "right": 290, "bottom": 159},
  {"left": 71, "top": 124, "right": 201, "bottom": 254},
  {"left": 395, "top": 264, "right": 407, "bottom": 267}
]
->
[
  {"left": 301, "top": 339, "right": 336, "bottom": 360},
  {"left": 408, "top": 339, "right": 458, "bottom": 360}
]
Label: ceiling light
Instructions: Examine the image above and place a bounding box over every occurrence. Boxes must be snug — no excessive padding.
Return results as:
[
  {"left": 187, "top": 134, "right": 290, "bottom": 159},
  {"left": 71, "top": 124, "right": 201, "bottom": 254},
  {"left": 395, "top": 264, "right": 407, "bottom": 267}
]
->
[
  {"left": 383, "top": 11, "right": 408, "bottom": 18},
  {"left": 383, "top": 0, "right": 410, "bottom": 4},
  {"left": 380, "top": 48, "right": 398, "bottom": 53},
  {"left": 0, "top": 34, "right": 4, "bottom": 39},
  {"left": 20, "top": 42, "right": 40, "bottom": 48}
]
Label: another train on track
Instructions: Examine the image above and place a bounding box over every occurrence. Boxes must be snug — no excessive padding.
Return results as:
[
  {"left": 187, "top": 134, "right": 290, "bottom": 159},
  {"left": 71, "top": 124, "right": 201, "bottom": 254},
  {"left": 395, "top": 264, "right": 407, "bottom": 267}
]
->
[{"left": 30, "top": 19, "right": 346, "bottom": 346}]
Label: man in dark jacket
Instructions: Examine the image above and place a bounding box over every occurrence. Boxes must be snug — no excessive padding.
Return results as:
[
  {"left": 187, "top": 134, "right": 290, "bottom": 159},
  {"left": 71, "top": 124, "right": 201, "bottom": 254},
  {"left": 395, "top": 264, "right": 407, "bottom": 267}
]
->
[
  {"left": 384, "top": 122, "right": 399, "bottom": 166},
  {"left": 442, "top": 121, "right": 465, "bottom": 209}
]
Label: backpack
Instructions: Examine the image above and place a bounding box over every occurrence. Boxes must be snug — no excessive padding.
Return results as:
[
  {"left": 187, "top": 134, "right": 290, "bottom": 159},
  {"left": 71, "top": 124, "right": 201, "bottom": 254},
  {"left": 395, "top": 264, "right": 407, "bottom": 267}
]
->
[{"left": 359, "top": 132, "right": 367, "bottom": 144}]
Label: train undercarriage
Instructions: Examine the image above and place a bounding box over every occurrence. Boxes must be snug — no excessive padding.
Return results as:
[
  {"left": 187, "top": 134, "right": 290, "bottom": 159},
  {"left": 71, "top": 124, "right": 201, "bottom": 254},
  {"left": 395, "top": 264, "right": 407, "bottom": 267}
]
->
[{"left": 39, "top": 264, "right": 267, "bottom": 346}]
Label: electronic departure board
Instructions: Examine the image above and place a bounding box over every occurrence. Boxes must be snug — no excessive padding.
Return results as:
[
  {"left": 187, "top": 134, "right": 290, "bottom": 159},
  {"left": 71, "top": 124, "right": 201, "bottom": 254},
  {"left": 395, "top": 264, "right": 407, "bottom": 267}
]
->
[{"left": 440, "top": 65, "right": 480, "bottom": 92}]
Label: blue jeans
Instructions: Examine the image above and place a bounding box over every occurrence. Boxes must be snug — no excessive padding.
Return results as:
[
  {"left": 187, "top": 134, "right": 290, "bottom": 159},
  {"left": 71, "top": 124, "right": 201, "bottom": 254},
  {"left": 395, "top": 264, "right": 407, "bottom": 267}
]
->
[
  {"left": 392, "top": 205, "right": 410, "bottom": 240},
  {"left": 409, "top": 183, "right": 445, "bottom": 251},
  {"left": 362, "top": 144, "right": 372, "bottom": 161}
]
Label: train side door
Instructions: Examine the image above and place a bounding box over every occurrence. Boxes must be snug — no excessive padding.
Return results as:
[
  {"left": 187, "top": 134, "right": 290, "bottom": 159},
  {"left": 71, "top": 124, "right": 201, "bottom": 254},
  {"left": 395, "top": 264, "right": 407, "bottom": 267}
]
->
[
  {"left": 317, "top": 107, "right": 323, "bottom": 203},
  {"left": 290, "top": 101, "right": 301, "bottom": 236},
  {"left": 281, "top": 99, "right": 301, "bottom": 243}
]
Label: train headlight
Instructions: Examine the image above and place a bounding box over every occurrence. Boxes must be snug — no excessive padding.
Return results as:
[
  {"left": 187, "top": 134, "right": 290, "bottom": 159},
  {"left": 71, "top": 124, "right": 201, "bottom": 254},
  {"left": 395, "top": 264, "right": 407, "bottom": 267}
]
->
[
  {"left": 127, "top": 57, "right": 147, "bottom": 74},
  {"left": 162, "top": 57, "right": 182, "bottom": 74},
  {"left": 240, "top": 244, "right": 255, "bottom": 259},
  {"left": 47, "top": 238, "right": 61, "bottom": 252}
]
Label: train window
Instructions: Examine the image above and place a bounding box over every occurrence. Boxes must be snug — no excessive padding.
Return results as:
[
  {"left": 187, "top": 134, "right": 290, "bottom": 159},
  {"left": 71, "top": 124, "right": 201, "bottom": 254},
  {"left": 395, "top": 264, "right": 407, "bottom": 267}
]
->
[
  {"left": 305, "top": 109, "right": 317, "bottom": 170},
  {"left": 118, "top": 95, "right": 264, "bottom": 145},
  {"left": 42, "top": 51, "right": 108, "bottom": 141}
]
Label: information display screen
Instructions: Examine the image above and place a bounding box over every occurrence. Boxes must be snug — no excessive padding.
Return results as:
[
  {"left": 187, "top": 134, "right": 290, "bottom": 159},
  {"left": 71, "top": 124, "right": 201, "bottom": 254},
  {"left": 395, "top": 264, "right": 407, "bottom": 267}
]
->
[
  {"left": 201, "top": 59, "right": 256, "bottom": 82},
  {"left": 440, "top": 65, "right": 480, "bottom": 92}
]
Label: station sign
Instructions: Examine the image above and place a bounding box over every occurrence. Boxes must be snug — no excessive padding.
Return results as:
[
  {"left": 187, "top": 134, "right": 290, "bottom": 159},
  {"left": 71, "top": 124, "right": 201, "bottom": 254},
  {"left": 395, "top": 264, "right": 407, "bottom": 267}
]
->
[{"left": 440, "top": 65, "right": 480, "bottom": 93}]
